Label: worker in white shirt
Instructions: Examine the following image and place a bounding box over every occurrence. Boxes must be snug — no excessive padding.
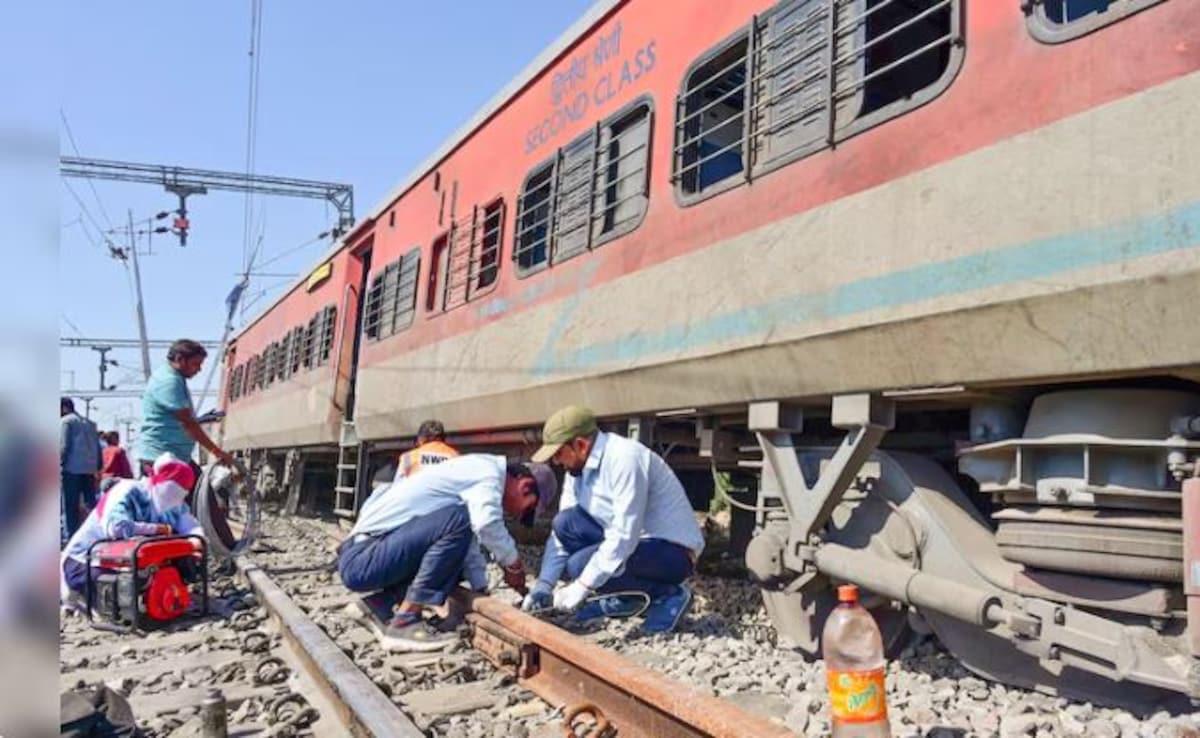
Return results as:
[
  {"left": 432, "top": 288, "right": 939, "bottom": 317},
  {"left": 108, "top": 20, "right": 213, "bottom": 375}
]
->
[
  {"left": 338, "top": 455, "right": 549, "bottom": 651},
  {"left": 521, "top": 405, "right": 704, "bottom": 633}
]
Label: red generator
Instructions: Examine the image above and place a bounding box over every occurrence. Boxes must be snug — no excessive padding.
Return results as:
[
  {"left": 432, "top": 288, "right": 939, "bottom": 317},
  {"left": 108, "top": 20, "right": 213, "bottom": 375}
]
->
[{"left": 85, "top": 535, "right": 208, "bottom": 633}]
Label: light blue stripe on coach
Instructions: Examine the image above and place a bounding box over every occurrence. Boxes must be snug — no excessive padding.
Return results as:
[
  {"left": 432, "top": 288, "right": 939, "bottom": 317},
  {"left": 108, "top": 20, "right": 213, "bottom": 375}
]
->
[{"left": 535, "top": 199, "right": 1200, "bottom": 374}]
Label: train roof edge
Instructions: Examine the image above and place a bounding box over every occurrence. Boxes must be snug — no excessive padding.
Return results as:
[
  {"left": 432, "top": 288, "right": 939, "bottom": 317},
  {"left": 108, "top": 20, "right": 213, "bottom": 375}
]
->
[{"left": 231, "top": 0, "right": 624, "bottom": 344}]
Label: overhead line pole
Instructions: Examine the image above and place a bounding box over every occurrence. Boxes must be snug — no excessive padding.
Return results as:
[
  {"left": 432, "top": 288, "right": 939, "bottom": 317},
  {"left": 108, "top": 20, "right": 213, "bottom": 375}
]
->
[{"left": 128, "top": 209, "right": 152, "bottom": 379}]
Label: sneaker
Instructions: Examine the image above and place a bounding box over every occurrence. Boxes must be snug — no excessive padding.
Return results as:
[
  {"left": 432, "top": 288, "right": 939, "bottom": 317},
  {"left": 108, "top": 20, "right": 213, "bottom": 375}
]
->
[
  {"left": 639, "top": 585, "right": 693, "bottom": 634},
  {"left": 357, "top": 590, "right": 399, "bottom": 625},
  {"left": 378, "top": 612, "right": 457, "bottom": 652},
  {"left": 573, "top": 592, "right": 650, "bottom": 623}
]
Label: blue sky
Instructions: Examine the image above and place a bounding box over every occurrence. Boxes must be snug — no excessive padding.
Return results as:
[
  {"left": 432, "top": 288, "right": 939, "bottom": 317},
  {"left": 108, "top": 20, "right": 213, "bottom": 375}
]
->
[{"left": 59, "top": 1, "right": 595, "bottom": 436}]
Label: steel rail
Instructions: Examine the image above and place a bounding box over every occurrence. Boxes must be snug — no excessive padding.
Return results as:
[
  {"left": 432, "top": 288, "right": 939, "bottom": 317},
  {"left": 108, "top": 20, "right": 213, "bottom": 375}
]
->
[
  {"left": 454, "top": 590, "right": 796, "bottom": 738},
  {"left": 236, "top": 558, "right": 424, "bottom": 738}
]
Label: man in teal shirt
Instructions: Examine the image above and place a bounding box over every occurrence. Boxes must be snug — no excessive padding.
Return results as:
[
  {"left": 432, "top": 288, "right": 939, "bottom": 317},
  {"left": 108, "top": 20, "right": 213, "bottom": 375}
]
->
[
  {"left": 138, "top": 339, "right": 235, "bottom": 473},
  {"left": 139, "top": 339, "right": 239, "bottom": 548}
]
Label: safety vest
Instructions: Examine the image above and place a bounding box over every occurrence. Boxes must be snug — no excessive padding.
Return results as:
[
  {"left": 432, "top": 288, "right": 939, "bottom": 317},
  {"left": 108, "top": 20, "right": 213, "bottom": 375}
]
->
[{"left": 397, "top": 441, "right": 459, "bottom": 479}]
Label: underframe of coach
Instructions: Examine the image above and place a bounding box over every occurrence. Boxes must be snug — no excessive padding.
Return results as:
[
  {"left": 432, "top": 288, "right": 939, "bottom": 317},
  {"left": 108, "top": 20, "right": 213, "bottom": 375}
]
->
[{"left": 699, "top": 379, "right": 1200, "bottom": 711}]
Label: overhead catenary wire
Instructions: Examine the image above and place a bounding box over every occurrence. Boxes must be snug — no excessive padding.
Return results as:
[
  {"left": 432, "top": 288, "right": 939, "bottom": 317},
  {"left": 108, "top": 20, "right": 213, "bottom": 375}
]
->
[
  {"left": 61, "top": 179, "right": 108, "bottom": 250},
  {"left": 60, "top": 109, "right": 117, "bottom": 233},
  {"left": 197, "top": 0, "right": 265, "bottom": 415}
]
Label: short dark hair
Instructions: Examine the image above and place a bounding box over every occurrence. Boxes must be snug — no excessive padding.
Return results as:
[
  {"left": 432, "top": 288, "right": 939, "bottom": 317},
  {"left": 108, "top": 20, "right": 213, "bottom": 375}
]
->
[
  {"left": 417, "top": 419, "right": 446, "bottom": 443},
  {"left": 167, "top": 339, "right": 208, "bottom": 363},
  {"left": 60, "top": 397, "right": 75, "bottom": 413},
  {"left": 506, "top": 462, "right": 540, "bottom": 527},
  {"left": 107, "top": 431, "right": 119, "bottom": 444}
]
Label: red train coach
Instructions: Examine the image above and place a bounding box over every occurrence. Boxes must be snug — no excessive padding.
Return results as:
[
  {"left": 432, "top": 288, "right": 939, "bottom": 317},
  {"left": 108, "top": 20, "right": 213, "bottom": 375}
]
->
[{"left": 222, "top": 0, "right": 1200, "bottom": 707}]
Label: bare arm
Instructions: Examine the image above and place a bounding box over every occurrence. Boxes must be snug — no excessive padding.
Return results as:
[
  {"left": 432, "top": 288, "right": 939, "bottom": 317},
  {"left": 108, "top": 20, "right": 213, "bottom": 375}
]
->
[{"left": 173, "top": 407, "right": 233, "bottom": 465}]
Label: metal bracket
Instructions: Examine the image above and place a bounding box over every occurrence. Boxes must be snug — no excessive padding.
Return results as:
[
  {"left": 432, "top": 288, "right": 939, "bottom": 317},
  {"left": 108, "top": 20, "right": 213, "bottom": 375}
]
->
[
  {"left": 750, "top": 395, "right": 894, "bottom": 572},
  {"left": 469, "top": 616, "right": 539, "bottom": 679}
]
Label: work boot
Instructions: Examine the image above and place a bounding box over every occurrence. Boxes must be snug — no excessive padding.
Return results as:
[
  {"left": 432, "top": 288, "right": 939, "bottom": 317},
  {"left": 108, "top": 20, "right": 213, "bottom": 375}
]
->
[
  {"left": 379, "top": 611, "right": 457, "bottom": 652},
  {"left": 639, "top": 585, "right": 693, "bottom": 634}
]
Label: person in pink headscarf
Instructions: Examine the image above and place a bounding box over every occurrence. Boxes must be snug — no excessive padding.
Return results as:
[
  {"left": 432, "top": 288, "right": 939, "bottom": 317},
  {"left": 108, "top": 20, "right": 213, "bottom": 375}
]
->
[{"left": 60, "top": 454, "right": 205, "bottom": 602}]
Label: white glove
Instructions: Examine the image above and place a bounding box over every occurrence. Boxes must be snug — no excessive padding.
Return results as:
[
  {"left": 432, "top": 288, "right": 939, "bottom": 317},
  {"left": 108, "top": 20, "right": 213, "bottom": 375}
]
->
[
  {"left": 553, "top": 580, "right": 590, "bottom": 612},
  {"left": 521, "top": 581, "right": 553, "bottom": 612}
]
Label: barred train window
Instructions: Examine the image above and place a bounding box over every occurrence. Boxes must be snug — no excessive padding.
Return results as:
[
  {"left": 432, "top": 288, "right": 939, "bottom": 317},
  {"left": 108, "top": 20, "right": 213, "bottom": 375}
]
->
[
  {"left": 514, "top": 100, "right": 652, "bottom": 276},
  {"left": 364, "top": 249, "right": 421, "bottom": 339},
  {"left": 279, "top": 331, "right": 294, "bottom": 381},
  {"left": 443, "top": 200, "right": 504, "bottom": 310},
  {"left": 242, "top": 358, "right": 253, "bottom": 396},
  {"left": 289, "top": 326, "right": 304, "bottom": 375},
  {"left": 1024, "top": 0, "right": 1165, "bottom": 43},
  {"left": 674, "top": 0, "right": 962, "bottom": 201},
  {"left": 302, "top": 315, "right": 317, "bottom": 368},
  {"left": 228, "top": 365, "right": 242, "bottom": 402},
  {"left": 317, "top": 305, "right": 336, "bottom": 365}
]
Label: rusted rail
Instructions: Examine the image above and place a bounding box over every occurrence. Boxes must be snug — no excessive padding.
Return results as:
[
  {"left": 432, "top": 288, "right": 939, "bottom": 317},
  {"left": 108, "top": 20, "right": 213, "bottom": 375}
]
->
[{"left": 455, "top": 590, "right": 796, "bottom": 738}]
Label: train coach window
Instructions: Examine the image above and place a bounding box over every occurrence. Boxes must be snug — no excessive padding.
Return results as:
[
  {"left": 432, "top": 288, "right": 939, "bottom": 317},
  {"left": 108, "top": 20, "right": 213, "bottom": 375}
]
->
[
  {"left": 595, "top": 103, "right": 651, "bottom": 245},
  {"left": 279, "top": 332, "right": 294, "bottom": 381},
  {"left": 1024, "top": 0, "right": 1165, "bottom": 43},
  {"left": 673, "top": 0, "right": 962, "bottom": 204},
  {"left": 441, "top": 201, "right": 503, "bottom": 311},
  {"left": 302, "top": 316, "right": 317, "bottom": 368},
  {"left": 514, "top": 100, "right": 653, "bottom": 277},
  {"left": 676, "top": 39, "right": 749, "bottom": 197},
  {"left": 552, "top": 132, "right": 596, "bottom": 264},
  {"left": 289, "top": 326, "right": 305, "bottom": 375},
  {"left": 394, "top": 249, "right": 421, "bottom": 328},
  {"left": 363, "top": 265, "right": 387, "bottom": 341},
  {"left": 364, "top": 249, "right": 421, "bottom": 337},
  {"left": 514, "top": 163, "right": 553, "bottom": 275},
  {"left": 475, "top": 200, "right": 503, "bottom": 293},
  {"left": 251, "top": 354, "right": 263, "bottom": 391},
  {"left": 227, "top": 365, "right": 242, "bottom": 403},
  {"left": 316, "top": 305, "right": 337, "bottom": 366}
]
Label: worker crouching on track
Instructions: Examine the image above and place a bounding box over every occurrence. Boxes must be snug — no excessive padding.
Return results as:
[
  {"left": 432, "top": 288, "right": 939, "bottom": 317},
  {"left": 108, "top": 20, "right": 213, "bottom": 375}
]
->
[
  {"left": 337, "top": 455, "right": 547, "bottom": 652},
  {"left": 522, "top": 406, "right": 705, "bottom": 634},
  {"left": 60, "top": 454, "right": 205, "bottom": 607}
]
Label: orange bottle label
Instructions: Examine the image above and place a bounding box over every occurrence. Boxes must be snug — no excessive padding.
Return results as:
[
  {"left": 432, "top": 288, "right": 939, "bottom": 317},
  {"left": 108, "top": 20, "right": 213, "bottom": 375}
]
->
[{"left": 827, "top": 668, "right": 888, "bottom": 724}]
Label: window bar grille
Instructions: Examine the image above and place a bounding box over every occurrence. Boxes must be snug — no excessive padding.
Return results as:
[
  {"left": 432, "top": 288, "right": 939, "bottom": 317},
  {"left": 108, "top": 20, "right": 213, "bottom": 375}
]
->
[
  {"left": 835, "top": 0, "right": 945, "bottom": 69},
  {"left": 585, "top": 121, "right": 601, "bottom": 250},
  {"left": 826, "top": 0, "right": 837, "bottom": 145},
  {"left": 833, "top": 32, "right": 955, "bottom": 101},
  {"left": 547, "top": 149, "right": 562, "bottom": 264},
  {"left": 469, "top": 204, "right": 502, "bottom": 298},
  {"left": 743, "top": 14, "right": 758, "bottom": 184}
]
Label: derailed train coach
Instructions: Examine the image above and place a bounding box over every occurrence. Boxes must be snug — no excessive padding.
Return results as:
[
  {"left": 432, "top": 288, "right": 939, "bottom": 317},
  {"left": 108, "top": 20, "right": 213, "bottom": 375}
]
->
[{"left": 220, "top": 0, "right": 1200, "bottom": 709}]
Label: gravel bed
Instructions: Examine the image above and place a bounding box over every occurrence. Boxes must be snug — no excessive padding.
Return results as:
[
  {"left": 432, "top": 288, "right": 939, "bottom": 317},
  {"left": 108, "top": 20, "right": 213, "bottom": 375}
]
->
[
  {"left": 65, "top": 514, "right": 1198, "bottom": 738},
  {"left": 59, "top": 565, "right": 329, "bottom": 737},
  {"left": 258, "top": 515, "right": 1200, "bottom": 738}
]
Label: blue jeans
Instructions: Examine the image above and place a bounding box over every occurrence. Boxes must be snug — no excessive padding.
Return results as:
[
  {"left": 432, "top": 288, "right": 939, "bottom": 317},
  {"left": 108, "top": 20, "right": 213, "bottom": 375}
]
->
[
  {"left": 61, "top": 472, "right": 95, "bottom": 542},
  {"left": 552, "top": 507, "right": 694, "bottom": 599},
  {"left": 337, "top": 504, "right": 473, "bottom": 607}
]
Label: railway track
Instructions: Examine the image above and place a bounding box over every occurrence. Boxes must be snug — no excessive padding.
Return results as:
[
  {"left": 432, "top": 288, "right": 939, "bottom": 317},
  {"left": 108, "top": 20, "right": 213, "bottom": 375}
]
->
[
  {"left": 60, "top": 514, "right": 1199, "bottom": 737},
  {"left": 245, "top": 515, "right": 795, "bottom": 738}
]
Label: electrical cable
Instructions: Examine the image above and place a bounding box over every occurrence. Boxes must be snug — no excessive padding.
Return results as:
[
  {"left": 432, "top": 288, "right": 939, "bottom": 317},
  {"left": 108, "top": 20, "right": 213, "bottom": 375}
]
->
[
  {"left": 61, "top": 179, "right": 107, "bottom": 250},
  {"left": 60, "top": 109, "right": 116, "bottom": 232}
]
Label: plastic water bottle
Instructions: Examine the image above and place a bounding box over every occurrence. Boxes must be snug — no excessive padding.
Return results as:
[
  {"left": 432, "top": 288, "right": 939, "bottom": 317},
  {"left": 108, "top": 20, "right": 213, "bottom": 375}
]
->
[{"left": 823, "top": 584, "right": 891, "bottom": 737}]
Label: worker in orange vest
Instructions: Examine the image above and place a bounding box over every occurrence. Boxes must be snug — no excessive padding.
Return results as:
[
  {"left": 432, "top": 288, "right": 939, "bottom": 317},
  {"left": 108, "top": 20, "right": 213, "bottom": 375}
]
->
[{"left": 397, "top": 420, "right": 459, "bottom": 480}]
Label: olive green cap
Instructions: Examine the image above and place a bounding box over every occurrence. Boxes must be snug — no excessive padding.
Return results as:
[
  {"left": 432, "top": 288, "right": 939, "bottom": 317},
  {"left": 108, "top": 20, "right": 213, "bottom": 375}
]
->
[{"left": 531, "top": 405, "right": 598, "bottom": 463}]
